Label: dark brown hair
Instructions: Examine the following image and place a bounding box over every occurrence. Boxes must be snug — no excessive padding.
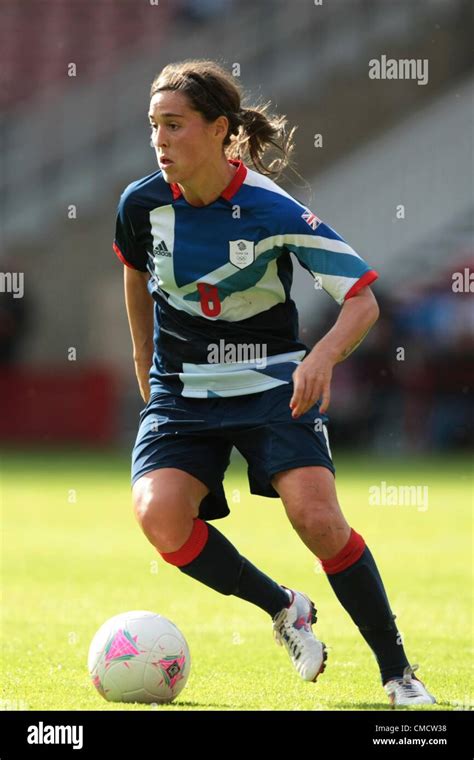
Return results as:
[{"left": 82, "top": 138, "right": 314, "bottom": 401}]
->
[{"left": 150, "top": 59, "right": 298, "bottom": 180}]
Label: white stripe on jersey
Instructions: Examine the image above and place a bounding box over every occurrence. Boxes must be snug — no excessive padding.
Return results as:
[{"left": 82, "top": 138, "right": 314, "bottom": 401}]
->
[
  {"left": 179, "top": 349, "right": 306, "bottom": 397},
  {"left": 242, "top": 168, "right": 308, "bottom": 210},
  {"left": 315, "top": 273, "right": 362, "bottom": 305},
  {"left": 282, "top": 232, "right": 362, "bottom": 259}
]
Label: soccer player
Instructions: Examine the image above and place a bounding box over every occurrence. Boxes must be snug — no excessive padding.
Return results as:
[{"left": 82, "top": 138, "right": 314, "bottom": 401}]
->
[{"left": 113, "top": 60, "right": 436, "bottom": 707}]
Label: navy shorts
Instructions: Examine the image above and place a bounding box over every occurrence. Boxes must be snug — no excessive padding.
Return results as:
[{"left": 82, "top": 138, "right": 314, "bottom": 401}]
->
[{"left": 131, "top": 382, "right": 335, "bottom": 521}]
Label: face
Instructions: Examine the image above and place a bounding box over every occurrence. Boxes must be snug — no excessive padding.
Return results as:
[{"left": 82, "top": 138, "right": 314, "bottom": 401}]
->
[{"left": 148, "top": 90, "right": 228, "bottom": 184}]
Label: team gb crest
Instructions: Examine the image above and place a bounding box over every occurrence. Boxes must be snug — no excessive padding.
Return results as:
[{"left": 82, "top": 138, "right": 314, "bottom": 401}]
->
[{"left": 229, "top": 239, "right": 255, "bottom": 269}]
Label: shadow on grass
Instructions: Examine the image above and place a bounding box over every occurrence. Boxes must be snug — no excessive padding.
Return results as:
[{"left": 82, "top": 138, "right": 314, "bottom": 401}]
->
[
  {"left": 153, "top": 700, "right": 236, "bottom": 710},
  {"left": 334, "top": 701, "right": 449, "bottom": 711}
]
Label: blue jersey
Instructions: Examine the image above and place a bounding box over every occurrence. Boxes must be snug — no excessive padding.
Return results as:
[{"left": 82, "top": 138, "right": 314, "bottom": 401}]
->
[{"left": 114, "top": 159, "right": 378, "bottom": 398}]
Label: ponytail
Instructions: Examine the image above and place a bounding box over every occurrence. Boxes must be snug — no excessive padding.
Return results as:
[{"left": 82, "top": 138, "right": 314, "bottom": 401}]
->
[{"left": 150, "top": 60, "right": 299, "bottom": 181}]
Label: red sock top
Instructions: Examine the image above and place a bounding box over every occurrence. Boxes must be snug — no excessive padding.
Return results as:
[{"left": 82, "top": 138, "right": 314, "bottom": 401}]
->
[
  {"left": 320, "top": 528, "right": 366, "bottom": 575},
  {"left": 160, "top": 518, "right": 209, "bottom": 566}
]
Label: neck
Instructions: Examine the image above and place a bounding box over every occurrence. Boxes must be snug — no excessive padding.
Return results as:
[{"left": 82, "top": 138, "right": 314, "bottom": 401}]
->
[{"left": 178, "top": 156, "right": 236, "bottom": 207}]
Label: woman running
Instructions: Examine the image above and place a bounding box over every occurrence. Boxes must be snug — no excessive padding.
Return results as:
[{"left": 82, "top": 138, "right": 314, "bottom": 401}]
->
[{"left": 113, "top": 59, "right": 436, "bottom": 707}]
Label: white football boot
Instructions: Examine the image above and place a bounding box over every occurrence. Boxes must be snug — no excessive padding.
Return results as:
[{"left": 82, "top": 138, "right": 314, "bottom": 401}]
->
[
  {"left": 272, "top": 586, "right": 328, "bottom": 682},
  {"left": 384, "top": 664, "right": 436, "bottom": 706}
]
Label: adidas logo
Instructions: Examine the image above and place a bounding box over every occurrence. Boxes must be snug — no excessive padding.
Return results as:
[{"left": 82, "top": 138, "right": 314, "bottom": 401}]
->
[{"left": 153, "top": 240, "right": 172, "bottom": 257}]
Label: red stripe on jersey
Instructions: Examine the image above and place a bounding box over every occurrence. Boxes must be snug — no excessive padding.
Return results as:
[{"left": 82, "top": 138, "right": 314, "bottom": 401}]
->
[
  {"left": 320, "top": 528, "right": 366, "bottom": 574},
  {"left": 220, "top": 158, "right": 247, "bottom": 200},
  {"left": 170, "top": 159, "right": 247, "bottom": 202},
  {"left": 160, "top": 518, "right": 209, "bottom": 566},
  {"left": 113, "top": 241, "right": 136, "bottom": 269},
  {"left": 170, "top": 182, "right": 181, "bottom": 201},
  {"left": 344, "top": 269, "right": 379, "bottom": 300}
]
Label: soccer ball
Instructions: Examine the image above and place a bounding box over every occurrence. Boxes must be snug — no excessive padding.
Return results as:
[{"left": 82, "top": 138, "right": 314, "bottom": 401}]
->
[{"left": 87, "top": 610, "right": 191, "bottom": 704}]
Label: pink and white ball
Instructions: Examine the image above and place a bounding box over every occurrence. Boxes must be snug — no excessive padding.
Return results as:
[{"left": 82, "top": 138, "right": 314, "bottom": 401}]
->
[{"left": 88, "top": 610, "right": 191, "bottom": 703}]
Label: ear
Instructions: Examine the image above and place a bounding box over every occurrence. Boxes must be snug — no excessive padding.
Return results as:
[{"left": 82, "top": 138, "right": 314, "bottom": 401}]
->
[{"left": 213, "top": 114, "right": 229, "bottom": 140}]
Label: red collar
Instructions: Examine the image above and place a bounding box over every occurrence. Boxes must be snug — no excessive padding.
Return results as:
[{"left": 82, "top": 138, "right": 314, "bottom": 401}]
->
[{"left": 170, "top": 159, "right": 247, "bottom": 203}]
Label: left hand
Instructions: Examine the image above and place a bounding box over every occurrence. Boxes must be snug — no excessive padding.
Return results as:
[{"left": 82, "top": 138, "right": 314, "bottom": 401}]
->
[{"left": 289, "top": 349, "right": 334, "bottom": 418}]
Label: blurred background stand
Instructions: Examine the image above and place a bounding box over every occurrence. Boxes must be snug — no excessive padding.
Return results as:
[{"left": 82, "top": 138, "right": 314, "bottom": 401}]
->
[{"left": 0, "top": 0, "right": 472, "bottom": 451}]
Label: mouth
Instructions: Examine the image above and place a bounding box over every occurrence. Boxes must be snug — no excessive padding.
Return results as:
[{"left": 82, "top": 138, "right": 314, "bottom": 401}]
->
[{"left": 159, "top": 158, "right": 174, "bottom": 167}]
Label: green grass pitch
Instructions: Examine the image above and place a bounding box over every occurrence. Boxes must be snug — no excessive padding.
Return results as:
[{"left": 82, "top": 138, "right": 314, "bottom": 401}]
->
[{"left": 1, "top": 450, "right": 472, "bottom": 711}]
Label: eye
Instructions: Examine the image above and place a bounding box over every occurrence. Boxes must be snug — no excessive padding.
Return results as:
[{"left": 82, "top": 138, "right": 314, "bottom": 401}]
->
[{"left": 168, "top": 123, "right": 179, "bottom": 131}]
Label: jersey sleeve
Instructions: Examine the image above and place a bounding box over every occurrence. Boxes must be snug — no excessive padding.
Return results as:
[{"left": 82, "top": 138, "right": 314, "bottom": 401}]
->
[
  {"left": 113, "top": 189, "right": 148, "bottom": 272},
  {"left": 282, "top": 203, "right": 378, "bottom": 305}
]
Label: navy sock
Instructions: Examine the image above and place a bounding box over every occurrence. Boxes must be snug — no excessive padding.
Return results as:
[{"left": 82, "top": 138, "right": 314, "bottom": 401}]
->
[
  {"left": 233, "top": 556, "right": 291, "bottom": 617},
  {"left": 322, "top": 531, "right": 411, "bottom": 684},
  {"left": 160, "top": 519, "right": 290, "bottom": 618}
]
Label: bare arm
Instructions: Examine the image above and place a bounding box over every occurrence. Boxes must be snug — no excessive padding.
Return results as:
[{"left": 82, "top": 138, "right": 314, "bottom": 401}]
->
[
  {"left": 290, "top": 285, "right": 380, "bottom": 418},
  {"left": 312, "top": 285, "right": 380, "bottom": 364},
  {"left": 123, "top": 267, "right": 154, "bottom": 403}
]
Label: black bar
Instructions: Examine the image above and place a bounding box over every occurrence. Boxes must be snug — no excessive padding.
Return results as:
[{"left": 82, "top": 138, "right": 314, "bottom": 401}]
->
[{"left": 0, "top": 709, "right": 472, "bottom": 757}]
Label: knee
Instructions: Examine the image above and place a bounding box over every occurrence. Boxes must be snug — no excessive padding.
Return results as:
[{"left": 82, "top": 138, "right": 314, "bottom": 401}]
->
[
  {"left": 132, "top": 480, "right": 195, "bottom": 552},
  {"left": 286, "top": 496, "right": 342, "bottom": 536},
  {"left": 133, "top": 484, "right": 156, "bottom": 534}
]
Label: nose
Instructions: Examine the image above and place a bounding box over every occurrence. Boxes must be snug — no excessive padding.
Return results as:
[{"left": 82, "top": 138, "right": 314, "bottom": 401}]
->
[{"left": 156, "top": 124, "right": 168, "bottom": 147}]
